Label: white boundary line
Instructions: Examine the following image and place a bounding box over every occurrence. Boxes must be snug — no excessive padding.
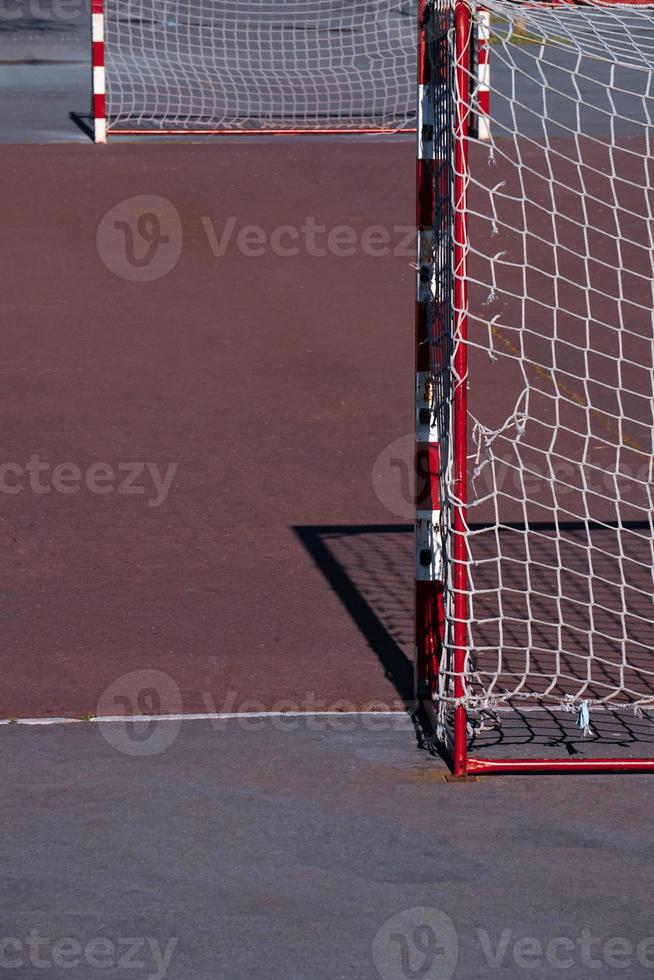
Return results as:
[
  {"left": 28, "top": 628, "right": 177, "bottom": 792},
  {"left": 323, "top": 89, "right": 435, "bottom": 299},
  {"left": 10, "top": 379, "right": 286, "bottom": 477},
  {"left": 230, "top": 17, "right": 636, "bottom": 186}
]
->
[{"left": 0, "top": 710, "right": 412, "bottom": 727}]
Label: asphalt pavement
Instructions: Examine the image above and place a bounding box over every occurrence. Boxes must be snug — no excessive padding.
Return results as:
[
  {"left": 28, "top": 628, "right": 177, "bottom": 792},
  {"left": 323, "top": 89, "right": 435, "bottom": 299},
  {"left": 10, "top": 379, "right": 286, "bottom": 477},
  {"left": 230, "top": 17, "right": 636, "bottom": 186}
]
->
[{"left": 0, "top": 1, "right": 89, "bottom": 140}]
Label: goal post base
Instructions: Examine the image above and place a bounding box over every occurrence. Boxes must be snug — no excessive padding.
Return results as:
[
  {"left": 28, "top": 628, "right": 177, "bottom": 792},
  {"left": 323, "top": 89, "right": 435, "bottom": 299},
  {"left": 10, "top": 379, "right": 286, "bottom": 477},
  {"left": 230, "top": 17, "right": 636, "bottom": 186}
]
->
[
  {"left": 465, "top": 757, "right": 654, "bottom": 776},
  {"left": 416, "top": 695, "right": 654, "bottom": 777},
  {"left": 105, "top": 128, "right": 416, "bottom": 138}
]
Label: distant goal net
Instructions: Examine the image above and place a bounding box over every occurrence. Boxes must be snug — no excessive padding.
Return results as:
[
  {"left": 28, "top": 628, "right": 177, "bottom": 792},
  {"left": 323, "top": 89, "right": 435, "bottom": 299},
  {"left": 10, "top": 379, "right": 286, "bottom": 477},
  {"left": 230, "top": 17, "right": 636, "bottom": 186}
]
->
[
  {"left": 92, "top": 0, "right": 417, "bottom": 139},
  {"left": 415, "top": 0, "right": 654, "bottom": 775}
]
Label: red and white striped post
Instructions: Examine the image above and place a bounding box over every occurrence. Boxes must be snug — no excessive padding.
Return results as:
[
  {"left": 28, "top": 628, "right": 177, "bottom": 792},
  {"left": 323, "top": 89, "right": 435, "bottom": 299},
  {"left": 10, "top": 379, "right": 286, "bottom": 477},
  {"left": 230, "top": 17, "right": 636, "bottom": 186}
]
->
[
  {"left": 415, "top": 0, "right": 470, "bottom": 775},
  {"left": 475, "top": 8, "right": 491, "bottom": 141},
  {"left": 452, "top": 0, "right": 471, "bottom": 777},
  {"left": 92, "top": 0, "right": 107, "bottom": 143},
  {"left": 468, "top": 6, "right": 490, "bottom": 141},
  {"left": 414, "top": 0, "right": 446, "bottom": 715}
]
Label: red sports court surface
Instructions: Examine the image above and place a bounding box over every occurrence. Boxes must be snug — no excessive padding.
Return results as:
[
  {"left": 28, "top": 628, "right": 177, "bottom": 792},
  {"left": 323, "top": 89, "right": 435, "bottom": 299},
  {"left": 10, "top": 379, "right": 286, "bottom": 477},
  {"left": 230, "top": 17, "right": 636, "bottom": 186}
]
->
[
  {"left": 3, "top": 135, "right": 654, "bottom": 737},
  {"left": 0, "top": 141, "right": 417, "bottom": 720}
]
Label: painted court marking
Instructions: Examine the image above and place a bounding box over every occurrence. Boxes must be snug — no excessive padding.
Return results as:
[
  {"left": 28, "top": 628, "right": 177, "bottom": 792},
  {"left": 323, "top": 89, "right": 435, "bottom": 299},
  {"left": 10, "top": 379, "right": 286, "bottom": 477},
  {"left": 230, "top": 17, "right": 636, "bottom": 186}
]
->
[{"left": 0, "top": 711, "right": 412, "bottom": 727}]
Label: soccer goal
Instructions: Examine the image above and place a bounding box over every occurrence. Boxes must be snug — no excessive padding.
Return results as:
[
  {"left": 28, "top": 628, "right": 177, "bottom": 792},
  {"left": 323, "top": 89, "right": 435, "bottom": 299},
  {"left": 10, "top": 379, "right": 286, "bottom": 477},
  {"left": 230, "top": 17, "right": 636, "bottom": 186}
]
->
[
  {"left": 91, "top": 0, "right": 418, "bottom": 140},
  {"left": 415, "top": 0, "right": 654, "bottom": 775}
]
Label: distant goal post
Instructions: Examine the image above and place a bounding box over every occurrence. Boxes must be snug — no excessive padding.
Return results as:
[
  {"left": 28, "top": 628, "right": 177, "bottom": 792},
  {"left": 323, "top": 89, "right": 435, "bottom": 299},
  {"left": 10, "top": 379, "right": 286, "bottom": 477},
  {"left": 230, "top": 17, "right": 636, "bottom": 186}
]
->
[
  {"left": 415, "top": 0, "right": 654, "bottom": 776},
  {"left": 91, "top": 0, "right": 416, "bottom": 139},
  {"left": 91, "top": 0, "right": 491, "bottom": 141}
]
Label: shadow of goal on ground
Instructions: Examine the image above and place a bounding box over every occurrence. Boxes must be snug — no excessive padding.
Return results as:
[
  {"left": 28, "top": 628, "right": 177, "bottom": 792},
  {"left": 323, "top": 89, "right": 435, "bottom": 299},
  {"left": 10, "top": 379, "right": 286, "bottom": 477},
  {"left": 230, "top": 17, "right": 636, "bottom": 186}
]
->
[
  {"left": 294, "top": 521, "right": 654, "bottom": 759},
  {"left": 294, "top": 524, "right": 415, "bottom": 708}
]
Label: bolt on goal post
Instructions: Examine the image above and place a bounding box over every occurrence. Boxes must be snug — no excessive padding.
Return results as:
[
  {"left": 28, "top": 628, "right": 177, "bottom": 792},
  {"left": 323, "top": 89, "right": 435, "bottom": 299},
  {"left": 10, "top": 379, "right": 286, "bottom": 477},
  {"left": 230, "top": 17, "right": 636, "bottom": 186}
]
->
[{"left": 415, "top": 0, "right": 654, "bottom": 776}]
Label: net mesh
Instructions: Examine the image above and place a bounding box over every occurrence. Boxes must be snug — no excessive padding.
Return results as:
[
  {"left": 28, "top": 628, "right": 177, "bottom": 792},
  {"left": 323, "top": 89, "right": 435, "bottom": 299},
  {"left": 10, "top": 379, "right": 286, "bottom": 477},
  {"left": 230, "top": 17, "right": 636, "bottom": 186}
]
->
[
  {"left": 103, "top": 0, "right": 417, "bottom": 132},
  {"left": 429, "top": 0, "right": 654, "bottom": 740}
]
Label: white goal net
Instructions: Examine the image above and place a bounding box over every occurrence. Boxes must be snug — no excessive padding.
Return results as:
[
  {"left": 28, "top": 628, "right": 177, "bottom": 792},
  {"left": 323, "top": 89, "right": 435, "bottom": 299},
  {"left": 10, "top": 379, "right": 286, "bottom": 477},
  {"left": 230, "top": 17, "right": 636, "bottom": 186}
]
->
[
  {"left": 422, "top": 0, "right": 654, "bottom": 766},
  {"left": 102, "top": 0, "right": 417, "bottom": 133}
]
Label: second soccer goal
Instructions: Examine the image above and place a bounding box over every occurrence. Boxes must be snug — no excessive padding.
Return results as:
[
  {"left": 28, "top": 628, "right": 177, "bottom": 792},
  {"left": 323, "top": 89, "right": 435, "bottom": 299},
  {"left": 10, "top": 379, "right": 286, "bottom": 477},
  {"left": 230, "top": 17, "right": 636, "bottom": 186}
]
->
[{"left": 92, "top": 0, "right": 418, "bottom": 140}]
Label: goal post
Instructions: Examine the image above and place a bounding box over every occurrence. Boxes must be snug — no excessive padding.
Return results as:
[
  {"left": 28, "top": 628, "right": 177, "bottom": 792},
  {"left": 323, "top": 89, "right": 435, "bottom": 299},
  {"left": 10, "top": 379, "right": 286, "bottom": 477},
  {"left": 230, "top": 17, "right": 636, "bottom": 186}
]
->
[
  {"left": 91, "top": 0, "right": 492, "bottom": 140},
  {"left": 91, "top": 0, "right": 419, "bottom": 138},
  {"left": 415, "top": 0, "right": 654, "bottom": 776}
]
